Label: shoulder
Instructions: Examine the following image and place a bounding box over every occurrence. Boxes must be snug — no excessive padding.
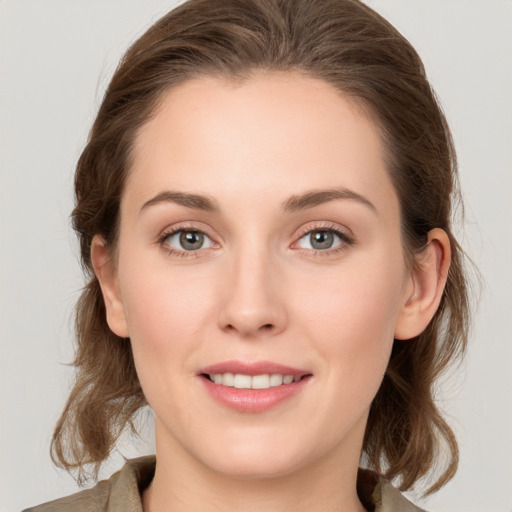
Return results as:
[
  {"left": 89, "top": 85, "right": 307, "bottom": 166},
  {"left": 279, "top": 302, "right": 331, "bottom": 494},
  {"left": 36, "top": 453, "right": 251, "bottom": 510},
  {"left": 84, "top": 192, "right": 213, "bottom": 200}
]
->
[
  {"left": 23, "top": 456, "right": 156, "bottom": 512},
  {"left": 22, "top": 481, "right": 111, "bottom": 512}
]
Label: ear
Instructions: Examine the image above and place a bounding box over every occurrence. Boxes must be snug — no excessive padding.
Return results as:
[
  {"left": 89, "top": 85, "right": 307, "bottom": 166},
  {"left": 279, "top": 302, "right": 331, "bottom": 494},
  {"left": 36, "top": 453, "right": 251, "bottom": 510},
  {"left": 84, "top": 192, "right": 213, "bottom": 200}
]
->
[
  {"left": 90, "top": 235, "right": 129, "bottom": 338},
  {"left": 394, "top": 228, "right": 451, "bottom": 340}
]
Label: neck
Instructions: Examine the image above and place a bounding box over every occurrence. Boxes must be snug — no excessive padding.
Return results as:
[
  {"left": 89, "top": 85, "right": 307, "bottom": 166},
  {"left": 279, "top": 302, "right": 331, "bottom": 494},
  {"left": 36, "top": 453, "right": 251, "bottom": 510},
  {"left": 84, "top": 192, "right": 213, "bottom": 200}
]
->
[{"left": 143, "top": 422, "right": 368, "bottom": 512}]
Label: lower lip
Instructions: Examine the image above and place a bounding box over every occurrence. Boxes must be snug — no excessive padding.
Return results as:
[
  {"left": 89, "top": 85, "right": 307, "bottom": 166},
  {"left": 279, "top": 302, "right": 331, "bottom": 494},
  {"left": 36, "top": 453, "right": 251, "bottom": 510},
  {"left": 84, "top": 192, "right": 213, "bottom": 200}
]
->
[{"left": 200, "top": 376, "right": 311, "bottom": 413}]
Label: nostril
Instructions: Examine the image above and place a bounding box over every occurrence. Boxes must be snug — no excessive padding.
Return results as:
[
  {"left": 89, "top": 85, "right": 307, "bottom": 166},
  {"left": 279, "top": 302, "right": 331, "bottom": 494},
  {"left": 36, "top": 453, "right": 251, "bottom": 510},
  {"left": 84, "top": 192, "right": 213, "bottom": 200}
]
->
[{"left": 221, "top": 320, "right": 280, "bottom": 335}]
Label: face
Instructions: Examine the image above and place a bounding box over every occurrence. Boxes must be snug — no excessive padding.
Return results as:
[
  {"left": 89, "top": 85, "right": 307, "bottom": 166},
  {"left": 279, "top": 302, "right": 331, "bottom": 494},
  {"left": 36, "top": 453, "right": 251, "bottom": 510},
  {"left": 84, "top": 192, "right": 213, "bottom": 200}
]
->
[{"left": 98, "top": 72, "right": 419, "bottom": 479}]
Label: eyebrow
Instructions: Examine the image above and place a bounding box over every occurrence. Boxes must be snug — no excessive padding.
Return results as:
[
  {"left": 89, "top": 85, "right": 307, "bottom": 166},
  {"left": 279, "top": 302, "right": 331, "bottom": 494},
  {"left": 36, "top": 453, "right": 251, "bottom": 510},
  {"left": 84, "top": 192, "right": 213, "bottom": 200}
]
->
[
  {"left": 140, "top": 191, "right": 220, "bottom": 214},
  {"left": 283, "top": 187, "right": 377, "bottom": 214},
  {"left": 140, "top": 186, "right": 377, "bottom": 215}
]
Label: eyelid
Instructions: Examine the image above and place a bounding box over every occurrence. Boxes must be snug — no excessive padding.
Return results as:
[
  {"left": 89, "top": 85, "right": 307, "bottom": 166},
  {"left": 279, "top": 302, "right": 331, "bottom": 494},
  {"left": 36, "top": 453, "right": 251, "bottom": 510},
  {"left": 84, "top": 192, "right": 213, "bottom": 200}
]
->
[
  {"left": 294, "top": 221, "right": 354, "bottom": 241},
  {"left": 157, "top": 221, "right": 216, "bottom": 241}
]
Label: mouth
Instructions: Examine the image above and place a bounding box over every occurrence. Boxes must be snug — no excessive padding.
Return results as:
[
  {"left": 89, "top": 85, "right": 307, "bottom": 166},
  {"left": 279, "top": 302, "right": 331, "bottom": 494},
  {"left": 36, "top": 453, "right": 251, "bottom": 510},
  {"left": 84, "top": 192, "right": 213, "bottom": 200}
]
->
[
  {"left": 198, "top": 361, "right": 312, "bottom": 413},
  {"left": 202, "top": 372, "right": 306, "bottom": 389}
]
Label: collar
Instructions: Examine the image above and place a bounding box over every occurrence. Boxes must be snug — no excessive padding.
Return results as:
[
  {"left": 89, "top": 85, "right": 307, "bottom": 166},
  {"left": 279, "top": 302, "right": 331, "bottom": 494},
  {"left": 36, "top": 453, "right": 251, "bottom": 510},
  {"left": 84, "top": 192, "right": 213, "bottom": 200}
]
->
[
  {"left": 25, "top": 455, "right": 426, "bottom": 512},
  {"left": 108, "top": 456, "right": 426, "bottom": 512}
]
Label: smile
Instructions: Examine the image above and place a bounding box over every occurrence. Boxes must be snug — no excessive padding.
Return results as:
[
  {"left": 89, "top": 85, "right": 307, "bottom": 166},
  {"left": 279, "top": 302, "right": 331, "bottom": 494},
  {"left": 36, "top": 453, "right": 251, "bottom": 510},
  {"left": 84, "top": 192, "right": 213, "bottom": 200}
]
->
[
  {"left": 199, "top": 362, "right": 312, "bottom": 413},
  {"left": 205, "top": 373, "right": 303, "bottom": 389}
]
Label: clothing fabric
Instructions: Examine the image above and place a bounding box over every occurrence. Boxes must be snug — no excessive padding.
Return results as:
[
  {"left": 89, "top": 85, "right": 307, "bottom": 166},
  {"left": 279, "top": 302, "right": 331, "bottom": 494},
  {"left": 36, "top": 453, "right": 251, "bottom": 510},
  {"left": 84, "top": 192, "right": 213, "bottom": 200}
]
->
[{"left": 23, "top": 456, "right": 426, "bottom": 512}]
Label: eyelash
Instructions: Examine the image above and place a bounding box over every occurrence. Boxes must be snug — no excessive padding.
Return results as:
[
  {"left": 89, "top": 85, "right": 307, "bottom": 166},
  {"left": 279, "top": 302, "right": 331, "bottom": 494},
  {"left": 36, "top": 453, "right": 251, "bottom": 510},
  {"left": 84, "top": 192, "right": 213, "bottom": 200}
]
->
[{"left": 157, "top": 222, "right": 355, "bottom": 258}]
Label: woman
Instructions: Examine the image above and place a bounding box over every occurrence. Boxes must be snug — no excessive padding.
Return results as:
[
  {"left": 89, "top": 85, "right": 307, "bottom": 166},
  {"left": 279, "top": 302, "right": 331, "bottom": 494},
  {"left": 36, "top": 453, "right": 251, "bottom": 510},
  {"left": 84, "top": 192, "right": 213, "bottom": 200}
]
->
[{"left": 25, "top": 0, "right": 470, "bottom": 510}]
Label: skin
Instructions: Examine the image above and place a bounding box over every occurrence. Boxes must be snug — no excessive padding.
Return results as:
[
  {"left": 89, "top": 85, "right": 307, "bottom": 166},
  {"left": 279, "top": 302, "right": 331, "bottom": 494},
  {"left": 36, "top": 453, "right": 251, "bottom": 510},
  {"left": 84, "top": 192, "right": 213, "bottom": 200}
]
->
[{"left": 92, "top": 72, "right": 450, "bottom": 512}]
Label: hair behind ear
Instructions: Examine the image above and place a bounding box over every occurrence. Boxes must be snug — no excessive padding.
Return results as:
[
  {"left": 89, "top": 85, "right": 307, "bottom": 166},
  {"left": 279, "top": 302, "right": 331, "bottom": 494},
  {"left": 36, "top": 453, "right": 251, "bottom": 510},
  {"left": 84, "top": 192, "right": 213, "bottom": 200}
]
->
[
  {"left": 50, "top": 277, "right": 146, "bottom": 484},
  {"left": 364, "top": 228, "right": 470, "bottom": 495}
]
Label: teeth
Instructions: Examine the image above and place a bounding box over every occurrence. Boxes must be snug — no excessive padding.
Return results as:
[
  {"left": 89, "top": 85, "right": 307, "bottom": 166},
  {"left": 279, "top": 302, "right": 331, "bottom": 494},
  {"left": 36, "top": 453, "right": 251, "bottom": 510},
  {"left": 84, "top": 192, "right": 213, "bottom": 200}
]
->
[
  {"left": 233, "top": 374, "right": 251, "bottom": 389},
  {"left": 221, "top": 373, "right": 234, "bottom": 386},
  {"left": 269, "top": 374, "right": 283, "bottom": 387},
  {"left": 252, "top": 374, "right": 270, "bottom": 389},
  {"left": 209, "top": 373, "right": 299, "bottom": 389}
]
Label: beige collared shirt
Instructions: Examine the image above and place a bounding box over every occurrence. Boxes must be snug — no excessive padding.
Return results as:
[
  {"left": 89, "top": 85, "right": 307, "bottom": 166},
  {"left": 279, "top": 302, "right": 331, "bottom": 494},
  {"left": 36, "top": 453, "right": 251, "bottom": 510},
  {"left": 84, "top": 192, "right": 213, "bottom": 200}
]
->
[{"left": 24, "top": 456, "right": 426, "bottom": 512}]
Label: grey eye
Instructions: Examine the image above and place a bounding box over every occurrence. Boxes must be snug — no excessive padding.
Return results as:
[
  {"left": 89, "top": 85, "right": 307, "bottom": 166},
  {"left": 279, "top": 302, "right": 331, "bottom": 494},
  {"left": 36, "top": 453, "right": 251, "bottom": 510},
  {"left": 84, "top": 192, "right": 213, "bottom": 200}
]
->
[
  {"left": 180, "top": 231, "right": 204, "bottom": 250},
  {"left": 297, "top": 230, "right": 342, "bottom": 250},
  {"left": 166, "top": 230, "right": 213, "bottom": 251}
]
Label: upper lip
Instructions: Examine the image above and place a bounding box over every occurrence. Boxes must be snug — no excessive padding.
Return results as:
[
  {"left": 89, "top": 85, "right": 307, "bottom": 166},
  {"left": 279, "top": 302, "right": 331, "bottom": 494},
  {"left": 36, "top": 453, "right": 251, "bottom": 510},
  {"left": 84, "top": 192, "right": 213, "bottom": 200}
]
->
[{"left": 199, "top": 360, "right": 310, "bottom": 377}]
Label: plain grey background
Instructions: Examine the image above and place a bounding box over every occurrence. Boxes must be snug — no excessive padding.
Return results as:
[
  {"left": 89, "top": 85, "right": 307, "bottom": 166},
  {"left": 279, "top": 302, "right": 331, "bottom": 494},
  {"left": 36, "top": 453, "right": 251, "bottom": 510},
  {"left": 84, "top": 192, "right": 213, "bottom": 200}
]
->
[{"left": 1, "top": 1, "right": 511, "bottom": 511}]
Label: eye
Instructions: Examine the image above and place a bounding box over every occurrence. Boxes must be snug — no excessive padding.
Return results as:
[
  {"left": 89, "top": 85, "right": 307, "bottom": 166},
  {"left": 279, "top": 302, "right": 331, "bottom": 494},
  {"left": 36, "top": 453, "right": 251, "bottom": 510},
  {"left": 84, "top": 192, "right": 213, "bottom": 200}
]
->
[
  {"left": 163, "top": 229, "right": 214, "bottom": 252},
  {"left": 296, "top": 229, "right": 349, "bottom": 251}
]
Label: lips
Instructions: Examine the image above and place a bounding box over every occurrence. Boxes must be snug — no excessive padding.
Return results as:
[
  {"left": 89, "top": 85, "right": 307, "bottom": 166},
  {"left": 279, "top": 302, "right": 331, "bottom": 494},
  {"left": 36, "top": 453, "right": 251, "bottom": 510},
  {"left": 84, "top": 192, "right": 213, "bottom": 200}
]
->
[
  {"left": 200, "top": 360, "right": 309, "bottom": 377},
  {"left": 198, "top": 361, "right": 312, "bottom": 413}
]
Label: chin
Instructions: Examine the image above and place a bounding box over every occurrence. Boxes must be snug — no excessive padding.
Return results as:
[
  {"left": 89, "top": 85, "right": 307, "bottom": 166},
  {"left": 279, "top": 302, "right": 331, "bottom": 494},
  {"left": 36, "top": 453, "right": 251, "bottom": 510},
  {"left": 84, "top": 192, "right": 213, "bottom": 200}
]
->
[
  {"left": 190, "top": 427, "right": 323, "bottom": 481},
  {"left": 205, "top": 451, "right": 307, "bottom": 481}
]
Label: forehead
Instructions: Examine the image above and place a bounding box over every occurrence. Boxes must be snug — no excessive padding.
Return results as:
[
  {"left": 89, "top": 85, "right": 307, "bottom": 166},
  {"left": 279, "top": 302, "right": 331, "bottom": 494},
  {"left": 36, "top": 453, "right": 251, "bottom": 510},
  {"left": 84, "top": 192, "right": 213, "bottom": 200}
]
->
[{"left": 126, "top": 71, "right": 397, "bottom": 219}]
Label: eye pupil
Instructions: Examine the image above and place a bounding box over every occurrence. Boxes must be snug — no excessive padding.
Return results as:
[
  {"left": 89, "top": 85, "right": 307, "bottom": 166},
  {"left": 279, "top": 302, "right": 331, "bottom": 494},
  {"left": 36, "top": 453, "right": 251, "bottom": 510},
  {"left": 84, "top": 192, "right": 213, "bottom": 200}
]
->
[
  {"left": 179, "top": 230, "right": 204, "bottom": 250},
  {"left": 310, "top": 231, "right": 334, "bottom": 250}
]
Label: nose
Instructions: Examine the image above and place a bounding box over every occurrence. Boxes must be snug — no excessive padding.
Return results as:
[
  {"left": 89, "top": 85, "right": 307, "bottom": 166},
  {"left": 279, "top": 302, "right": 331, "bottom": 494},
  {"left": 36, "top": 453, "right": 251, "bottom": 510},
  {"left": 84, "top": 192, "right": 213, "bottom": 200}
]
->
[{"left": 217, "top": 246, "right": 288, "bottom": 338}]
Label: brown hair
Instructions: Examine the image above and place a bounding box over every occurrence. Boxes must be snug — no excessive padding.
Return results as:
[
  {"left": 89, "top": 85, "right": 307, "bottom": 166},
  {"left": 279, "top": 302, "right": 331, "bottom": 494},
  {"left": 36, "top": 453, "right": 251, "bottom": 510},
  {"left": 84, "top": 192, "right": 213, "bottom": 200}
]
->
[{"left": 52, "top": 0, "right": 471, "bottom": 494}]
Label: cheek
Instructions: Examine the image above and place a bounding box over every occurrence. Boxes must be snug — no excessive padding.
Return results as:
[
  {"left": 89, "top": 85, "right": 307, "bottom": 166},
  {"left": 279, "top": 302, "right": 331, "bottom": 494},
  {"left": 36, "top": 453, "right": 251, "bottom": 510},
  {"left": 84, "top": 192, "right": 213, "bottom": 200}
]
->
[
  {"left": 117, "top": 262, "right": 221, "bottom": 428},
  {"left": 294, "top": 250, "right": 406, "bottom": 392},
  {"left": 117, "top": 259, "right": 216, "bottom": 370},
  {"left": 299, "top": 255, "right": 404, "bottom": 339}
]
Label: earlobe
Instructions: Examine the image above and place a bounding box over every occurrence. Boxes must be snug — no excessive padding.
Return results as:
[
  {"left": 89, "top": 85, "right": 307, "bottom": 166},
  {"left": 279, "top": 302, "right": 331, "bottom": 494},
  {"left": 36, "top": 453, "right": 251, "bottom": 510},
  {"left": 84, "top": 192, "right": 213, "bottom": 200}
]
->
[
  {"left": 394, "top": 228, "right": 451, "bottom": 340},
  {"left": 90, "top": 235, "right": 129, "bottom": 338}
]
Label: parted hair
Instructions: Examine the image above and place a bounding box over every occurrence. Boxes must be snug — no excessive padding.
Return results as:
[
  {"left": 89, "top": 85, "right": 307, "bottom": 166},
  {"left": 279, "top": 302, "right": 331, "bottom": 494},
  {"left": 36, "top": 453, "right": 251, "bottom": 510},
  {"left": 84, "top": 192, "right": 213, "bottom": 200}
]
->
[{"left": 51, "top": 0, "right": 471, "bottom": 495}]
